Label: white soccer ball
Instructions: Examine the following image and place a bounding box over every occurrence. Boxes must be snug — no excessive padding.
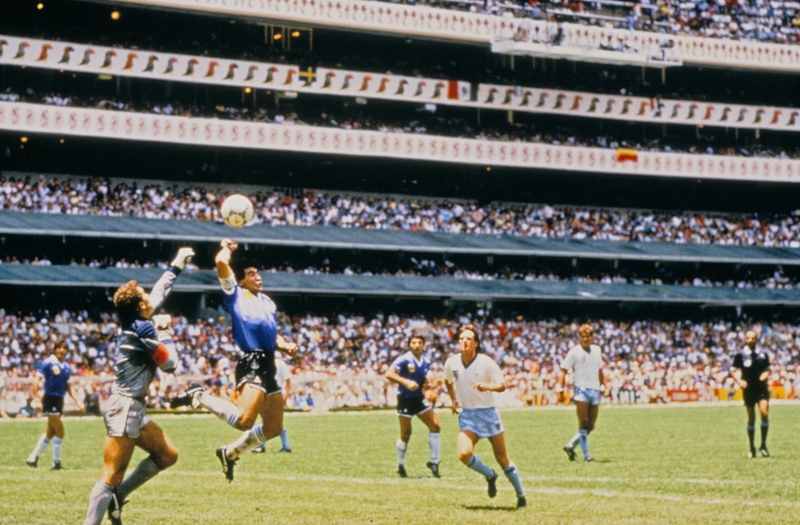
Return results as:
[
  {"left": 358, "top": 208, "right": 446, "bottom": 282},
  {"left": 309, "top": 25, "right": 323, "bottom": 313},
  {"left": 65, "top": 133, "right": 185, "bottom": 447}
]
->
[{"left": 220, "top": 194, "right": 254, "bottom": 228}]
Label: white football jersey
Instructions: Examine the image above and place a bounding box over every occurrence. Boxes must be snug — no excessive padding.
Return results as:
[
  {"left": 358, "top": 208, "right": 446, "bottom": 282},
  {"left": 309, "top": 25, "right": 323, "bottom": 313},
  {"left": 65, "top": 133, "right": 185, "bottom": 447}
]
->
[
  {"left": 561, "top": 344, "right": 603, "bottom": 390},
  {"left": 275, "top": 358, "right": 291, "bottom": 391},
  {"left": 444, "top": 353, "right": 505, "bottom": 409}
]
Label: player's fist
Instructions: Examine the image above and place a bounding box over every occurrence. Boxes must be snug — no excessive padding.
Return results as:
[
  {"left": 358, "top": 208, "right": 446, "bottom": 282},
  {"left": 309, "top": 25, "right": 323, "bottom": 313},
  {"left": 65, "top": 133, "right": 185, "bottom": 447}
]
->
[
  {"left": 171, "top": 247, "right": 195, "bottom": 270},
  {"left": 152, "top": 314, "right": 172, "bottom": 332},
  {"left": 450, "top": 399, "right": 460, "bottom": 415},
  {"left": 405, "top": 380, "right": 420, "bottom": 391},
  {"left": 220, "top": 239, "right": 238, "bottom": 251}
]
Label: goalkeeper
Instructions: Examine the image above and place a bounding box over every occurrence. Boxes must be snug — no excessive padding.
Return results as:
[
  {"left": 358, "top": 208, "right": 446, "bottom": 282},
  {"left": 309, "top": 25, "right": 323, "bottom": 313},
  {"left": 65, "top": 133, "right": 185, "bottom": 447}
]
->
[{"left": 83, "top": 248, "right": 194, "bottom": 525}]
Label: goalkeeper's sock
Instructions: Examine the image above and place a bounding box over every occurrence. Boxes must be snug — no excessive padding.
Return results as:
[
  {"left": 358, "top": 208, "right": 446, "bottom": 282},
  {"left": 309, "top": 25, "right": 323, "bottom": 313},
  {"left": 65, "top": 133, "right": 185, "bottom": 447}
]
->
[
  {"left": 83, "top": 481, "right": 114, "bottom": 525},
  {"left": 117, "top": 456, "right": 161, "bottom": 502}
]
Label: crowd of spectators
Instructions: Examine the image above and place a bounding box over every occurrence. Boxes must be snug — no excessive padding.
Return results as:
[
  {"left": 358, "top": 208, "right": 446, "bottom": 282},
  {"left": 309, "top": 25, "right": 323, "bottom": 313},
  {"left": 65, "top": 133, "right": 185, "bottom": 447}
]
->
[
  {"left": 393, "top": 0, "right": 800, "bottom": 45},
  {"left": 2, "top": 252, "right": 799, "bottom": 290},
  {"left": 8, "top": 86, "right": 796, "bottom": 161},
  {"left": 2, "top": 307, "right": 800, "bottom": 415},
  {"left": 3, "top": 175, "right": 800, "bottom": 247},
  {"left": 7, "top": 2, "right": 800, "bottom": 109}
]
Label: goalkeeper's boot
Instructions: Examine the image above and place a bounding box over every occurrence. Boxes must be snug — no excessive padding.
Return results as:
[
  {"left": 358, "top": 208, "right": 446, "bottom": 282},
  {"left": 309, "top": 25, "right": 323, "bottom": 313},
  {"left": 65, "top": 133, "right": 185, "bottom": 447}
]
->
[
  {"left": 107, "top": 490, "right": 127, "bottom": 525},
  {"left": 169, "top": 383, "right": 204, "bottom": 409},
  {"left": 216, "top": 447, "right": 237, "bottom": 483}
]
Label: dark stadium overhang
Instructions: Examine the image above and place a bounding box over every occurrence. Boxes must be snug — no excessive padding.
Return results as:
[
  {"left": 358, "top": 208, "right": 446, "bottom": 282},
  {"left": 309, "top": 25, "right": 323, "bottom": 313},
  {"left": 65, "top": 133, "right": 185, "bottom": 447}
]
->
[
  {"left": 1, "top": 211, "right": 800, "bottom": 265},
  {"left": 2, "top": 265, "right": 800, "bottom": 305}
]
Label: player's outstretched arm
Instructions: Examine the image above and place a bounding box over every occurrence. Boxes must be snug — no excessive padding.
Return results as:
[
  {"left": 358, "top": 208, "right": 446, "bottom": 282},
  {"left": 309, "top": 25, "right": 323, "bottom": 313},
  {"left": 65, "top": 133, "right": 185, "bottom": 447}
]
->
[
  {"left": 277, "top": 335, "right": 299, "bottom": 357},
  {"left": 150, "top": 246, "right": 195, "bottom": 309},
  {"left": 67, "top": 383, "right": 85, "bottom": 413},
  {"left": 215, "top": 239, "right": 237, "bottom": 280}
]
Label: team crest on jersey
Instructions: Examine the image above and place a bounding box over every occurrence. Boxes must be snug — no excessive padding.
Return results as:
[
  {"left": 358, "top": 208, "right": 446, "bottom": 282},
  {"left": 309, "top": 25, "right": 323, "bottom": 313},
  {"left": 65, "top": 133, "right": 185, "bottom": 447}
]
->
[
  {"left": 408, "top": 363, "right": 416, "bottom": 373},
  {"left": 452, "top": 371, "right": 460, "bottom": 380},
  {"left": 52, "top": 366, "right": 60, "bottom": 375}
]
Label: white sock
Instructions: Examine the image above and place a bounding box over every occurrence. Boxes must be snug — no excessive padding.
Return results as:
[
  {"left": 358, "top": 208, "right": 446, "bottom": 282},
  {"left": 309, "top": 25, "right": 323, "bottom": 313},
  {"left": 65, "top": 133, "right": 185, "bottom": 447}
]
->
[
  {"left": 197, "top": 392, "right": 240, "bottom": 428},
  {"left": 29, "top": 434, "right": 50, "bottom": 461},
  {"left": 567, "top": 431, "right": 581, "bottom": 448},
  {"left": 396, "top": 439, "right": 408, "bottom": 466},
  {"left": 227, "top": 425, "right": 266, "bottom": 460},
  {"left": 52, "top": 438, "right": 63, "bottom": 464},
  {"left": 428, "top": 432, "right": 441, "bottom": 464}
]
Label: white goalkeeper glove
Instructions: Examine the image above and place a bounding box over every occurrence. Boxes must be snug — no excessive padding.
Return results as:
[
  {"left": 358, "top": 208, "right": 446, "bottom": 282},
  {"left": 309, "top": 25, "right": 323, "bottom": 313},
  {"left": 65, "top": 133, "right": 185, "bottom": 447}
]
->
[
  {"left": 171, "top": 247, "right": 195, "bottom": 270},
  {"left": 152, "top": 314, "right": 172, "bottom": 340}
]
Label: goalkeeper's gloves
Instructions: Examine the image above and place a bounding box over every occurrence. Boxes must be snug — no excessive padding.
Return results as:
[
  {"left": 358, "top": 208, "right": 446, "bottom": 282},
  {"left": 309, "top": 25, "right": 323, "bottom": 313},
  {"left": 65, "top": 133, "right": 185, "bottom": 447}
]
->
[
  {"left": 152, "top": 314, "right": 172, "bottom": 339},
  {"left": 171, "top": 247, "right": 195, "bottom": 270}
]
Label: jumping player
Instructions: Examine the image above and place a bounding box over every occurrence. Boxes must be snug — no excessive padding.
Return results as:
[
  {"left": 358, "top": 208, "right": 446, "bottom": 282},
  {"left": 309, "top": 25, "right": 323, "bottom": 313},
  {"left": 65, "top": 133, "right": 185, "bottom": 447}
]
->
[
  {"left": 170, "top": 239, "right": 298, "bottom": 482},
  {"left": 731, "top": 330, "right": 771, "bottom": 458},
  {"left": 83, "top": 247, "right": 194, "bottom": 525},
  {"left": 26, "top": 341, "right": 85, "bottom": 470},
  {"left": 385, "top": 335, "right": 441, "bottom": 478},
  {"left": 559, "top": 324, "right": 605, "bottom": 463},
  {"left": 444, "top": 324, "right": 526, "bottom": 509}
]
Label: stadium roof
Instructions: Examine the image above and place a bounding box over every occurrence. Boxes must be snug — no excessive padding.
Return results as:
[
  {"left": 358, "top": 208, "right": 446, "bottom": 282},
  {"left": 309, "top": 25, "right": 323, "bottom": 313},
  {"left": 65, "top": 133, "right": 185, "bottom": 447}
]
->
[
  {"left": 2, "top": 265, "right": 800, "bottom": 305},
  {"left": 1, "top": 211, "right": 800, "bottom": 265}
]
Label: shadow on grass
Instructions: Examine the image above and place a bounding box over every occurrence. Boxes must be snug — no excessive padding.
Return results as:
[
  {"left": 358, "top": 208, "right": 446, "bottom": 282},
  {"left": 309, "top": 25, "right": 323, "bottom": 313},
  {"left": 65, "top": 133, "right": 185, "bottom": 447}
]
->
[{"left": 462, "top": 505, "right": 518, "bottom": 512}]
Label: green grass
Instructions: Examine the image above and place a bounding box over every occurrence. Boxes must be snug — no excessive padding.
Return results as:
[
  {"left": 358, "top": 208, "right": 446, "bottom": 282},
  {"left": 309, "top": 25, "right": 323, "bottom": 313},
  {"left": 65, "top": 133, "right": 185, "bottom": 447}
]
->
[{"left": 2, "top": 404, "right": 800, "bottom": 524}]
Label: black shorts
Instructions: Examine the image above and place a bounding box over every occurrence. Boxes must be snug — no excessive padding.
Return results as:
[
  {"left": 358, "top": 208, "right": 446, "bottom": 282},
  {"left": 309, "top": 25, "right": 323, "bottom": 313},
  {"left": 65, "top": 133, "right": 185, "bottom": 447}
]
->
[
  {"left": 42, "top": 394, "right": 64, "bottom": 416},
  {"left": 235, "top": 351, "right": 280, "bottom": 395},
  {"left": 397, "top": 396, "right": 431, "bottom": 418},
  {"left": 743, "top": 386, "right": 770, "bottom": 407}
]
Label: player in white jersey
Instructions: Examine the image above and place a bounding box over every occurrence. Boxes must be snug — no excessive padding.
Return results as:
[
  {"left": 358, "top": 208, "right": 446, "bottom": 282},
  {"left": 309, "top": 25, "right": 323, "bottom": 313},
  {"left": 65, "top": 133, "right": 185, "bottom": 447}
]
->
[
  {"left": 558, "top": 324, "right": 605, "bottom": 462},
  {"left": 251, "top": 354, "right": 292, "bottom": 453},
  {"left": 444, "top": 324, "right": 526, "bottom": 509}
]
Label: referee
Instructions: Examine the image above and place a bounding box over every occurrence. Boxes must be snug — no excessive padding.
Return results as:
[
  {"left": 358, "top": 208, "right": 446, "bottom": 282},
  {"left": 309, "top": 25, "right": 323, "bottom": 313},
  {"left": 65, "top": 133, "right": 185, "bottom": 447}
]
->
[
  {"left": 731, "top": 330, "right": 771, "bottom": 459},
  {"left": 26, "top": 341, "right": 85, "bottom": 470}
]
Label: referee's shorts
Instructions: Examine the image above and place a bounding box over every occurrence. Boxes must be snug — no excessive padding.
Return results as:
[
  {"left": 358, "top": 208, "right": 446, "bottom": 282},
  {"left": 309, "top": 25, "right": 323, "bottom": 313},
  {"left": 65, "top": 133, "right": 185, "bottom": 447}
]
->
[
  {"left": 235, "top": 350, "right": 281, "bottom": 395},
  {"left": 743, "top": 386, "right": 770, "bottom": 407}
]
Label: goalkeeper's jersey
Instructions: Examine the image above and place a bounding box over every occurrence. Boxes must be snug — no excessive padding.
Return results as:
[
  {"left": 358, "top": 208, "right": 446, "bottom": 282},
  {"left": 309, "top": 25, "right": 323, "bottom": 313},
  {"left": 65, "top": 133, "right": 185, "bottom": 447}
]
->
[{"left": 111, "top": 268, "right": 178, "bottom": 399}]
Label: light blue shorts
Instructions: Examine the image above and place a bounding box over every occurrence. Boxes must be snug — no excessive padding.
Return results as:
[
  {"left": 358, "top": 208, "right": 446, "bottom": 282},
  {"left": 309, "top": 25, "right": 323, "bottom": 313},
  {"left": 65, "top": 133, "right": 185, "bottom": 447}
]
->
[
  {"left": 459, "top": 407, "right": 504, "bottom": 439},
  {"left": 573, "top": 386, "right": 601, "bottom": 406}
]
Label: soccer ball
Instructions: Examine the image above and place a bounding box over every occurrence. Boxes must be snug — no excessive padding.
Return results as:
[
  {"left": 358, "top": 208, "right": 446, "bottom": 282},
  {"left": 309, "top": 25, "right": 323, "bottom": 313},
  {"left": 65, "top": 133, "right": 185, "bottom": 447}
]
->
[{"left": 220, "top": 194, "right": 254, "bottom": 228}]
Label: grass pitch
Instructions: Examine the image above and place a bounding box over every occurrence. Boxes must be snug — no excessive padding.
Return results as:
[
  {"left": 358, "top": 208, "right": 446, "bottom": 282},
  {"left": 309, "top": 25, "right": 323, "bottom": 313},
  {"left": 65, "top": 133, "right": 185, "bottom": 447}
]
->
[{"left": 2, "top": 404, "right": 800, "bottom": 524}]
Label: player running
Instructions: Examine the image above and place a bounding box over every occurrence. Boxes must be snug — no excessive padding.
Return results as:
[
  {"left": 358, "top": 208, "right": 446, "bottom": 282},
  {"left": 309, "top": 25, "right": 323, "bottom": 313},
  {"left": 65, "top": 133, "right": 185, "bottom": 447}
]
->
[
  {"left": 170, "top": 239, "right": 298, "bottom": 482},
  {"left": 559, "top": 323, "right": 605, "bottom": 463},
  {"left": 444, "top": 324, "right": 526, "bottom": 509},
  {"left": 731, "top": 330, "right": 772, "bottom": 458},
  {"left": 83, "top": 247, "right": 194, "bottom": 525},
  {"left": 26, "top": 340, "right": 85, "bottom": 470},
  {"left": 385, "top": 335, "right": 441, "bottom": 478}
]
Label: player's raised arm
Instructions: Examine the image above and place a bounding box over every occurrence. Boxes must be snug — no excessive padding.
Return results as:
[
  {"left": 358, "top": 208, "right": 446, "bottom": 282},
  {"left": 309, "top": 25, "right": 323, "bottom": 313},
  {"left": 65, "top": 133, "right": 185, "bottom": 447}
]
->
[
  {"left": 149, "top": 246, "right": 195, "bottom": 309},
  {"left": 215, "top": 239, "right": 238, "bottom": 279}
]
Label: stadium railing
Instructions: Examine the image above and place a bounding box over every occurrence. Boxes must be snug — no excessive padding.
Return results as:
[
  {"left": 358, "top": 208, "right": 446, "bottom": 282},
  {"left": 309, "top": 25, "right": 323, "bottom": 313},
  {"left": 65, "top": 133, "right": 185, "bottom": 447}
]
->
[
  {"left": 107, "top": 0, "right": 800, "bottom": 71},
  {"left": 3, "top": 265, "right": 800, "bottom": 304},
  {"left": 3, "top": 101, "right": 800, "bottom": 182},
  {"left": 2, "top": 211, "right": 800, "bottom": 264},
  {"left": 3, "top": 35, "right": 798, "bottom": 132}
]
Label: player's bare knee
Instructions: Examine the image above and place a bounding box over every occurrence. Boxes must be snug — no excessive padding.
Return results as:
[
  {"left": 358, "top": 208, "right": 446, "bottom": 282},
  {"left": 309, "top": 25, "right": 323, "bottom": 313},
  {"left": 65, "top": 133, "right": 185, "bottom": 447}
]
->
[
  {"left": 458, "top": 450, "right": 473, "bottom": 464},
  {"left": 580, "top": 421, "right": 592, "bottom": 431},
  {"left": 236, "top": 413, "right": 257, "bottom": 431},
  {"left": 429, "top": 421, "right": 441, "bottom": 433},
  {"left": 157, "top": 449, "right": 178, "bottom": 469}
]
